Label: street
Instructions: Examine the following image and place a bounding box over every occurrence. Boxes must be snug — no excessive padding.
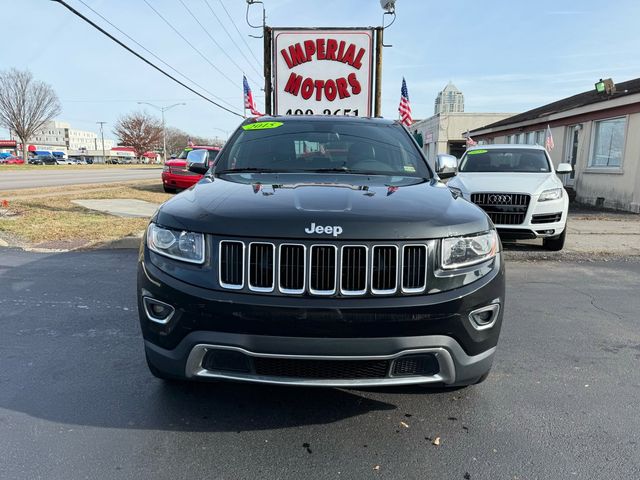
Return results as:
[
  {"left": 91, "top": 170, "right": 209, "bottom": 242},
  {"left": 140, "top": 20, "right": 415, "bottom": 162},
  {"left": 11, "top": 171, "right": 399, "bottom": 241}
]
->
[
  {"left": 0, "top": 167, "right": 161, "bottom": 191},
  {"left": 0, "top": 248, "right": 638, "bottom": 479}
]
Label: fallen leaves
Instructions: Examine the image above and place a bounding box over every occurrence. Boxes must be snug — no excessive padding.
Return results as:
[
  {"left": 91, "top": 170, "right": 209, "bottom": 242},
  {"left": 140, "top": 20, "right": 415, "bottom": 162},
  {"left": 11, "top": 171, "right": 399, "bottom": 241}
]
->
[
  {"left": 432, "top": 436, "right": 441, "bottom": 446},
  {"left": 373, "top": 465, "right": 380, "bottom": 471}
]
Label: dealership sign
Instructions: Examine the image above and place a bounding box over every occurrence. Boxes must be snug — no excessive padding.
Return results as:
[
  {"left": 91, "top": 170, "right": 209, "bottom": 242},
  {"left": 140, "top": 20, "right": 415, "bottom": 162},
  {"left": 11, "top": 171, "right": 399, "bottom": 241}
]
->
[
  {"left": 273, "top": 29, "right": 373, "bottom": 116},
  {"left": 0, "top": 140, "right": 17, "bottom": 148}
]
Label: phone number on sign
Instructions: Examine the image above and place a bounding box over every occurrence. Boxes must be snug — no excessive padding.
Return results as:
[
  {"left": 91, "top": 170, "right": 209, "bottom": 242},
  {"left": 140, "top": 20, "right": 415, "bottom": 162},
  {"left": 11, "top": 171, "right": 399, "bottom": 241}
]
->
[{"left": 285, "top": 108, "right": 361, "bottom": 116}]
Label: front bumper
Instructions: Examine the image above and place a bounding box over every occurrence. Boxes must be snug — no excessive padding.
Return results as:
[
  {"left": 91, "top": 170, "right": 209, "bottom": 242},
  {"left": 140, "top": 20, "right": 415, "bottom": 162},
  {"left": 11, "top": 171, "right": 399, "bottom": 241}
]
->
[
  {"left": 138, "top": 249, "right": 505, "bottom": 386},
  {"left": 145, "top": 333, "right": 496, "bottom": 387},
  {"left": 161, "top": 172, "right": 202, "bottom": 190}
]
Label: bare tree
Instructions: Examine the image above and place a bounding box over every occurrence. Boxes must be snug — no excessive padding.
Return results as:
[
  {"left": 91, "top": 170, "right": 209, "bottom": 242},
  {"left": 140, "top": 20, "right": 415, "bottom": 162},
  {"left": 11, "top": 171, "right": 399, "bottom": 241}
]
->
[
  {"left": 0, "top": 69, "right": 61, "bottom": 161},
  {"left": 164, "top": 127, "right": 190, "bottom": 158},
  {"left": 113, "top": 111, "right": 163, "bottom": 158}
]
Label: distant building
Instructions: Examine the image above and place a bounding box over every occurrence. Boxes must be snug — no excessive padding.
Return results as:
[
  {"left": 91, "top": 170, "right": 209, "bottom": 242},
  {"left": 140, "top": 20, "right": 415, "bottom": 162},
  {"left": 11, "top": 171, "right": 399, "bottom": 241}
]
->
[
  {"left": 411, "top": 112, "right": 515, "bottom": 166},
  {"left": 434, "top": 82, "right": 464, "bottom": 115},
  {"left": 13, "top": 120, "right": 115, "bottom": 155},
  {"left": 469, "top": 77, "right": 640, "bottom": 213}
]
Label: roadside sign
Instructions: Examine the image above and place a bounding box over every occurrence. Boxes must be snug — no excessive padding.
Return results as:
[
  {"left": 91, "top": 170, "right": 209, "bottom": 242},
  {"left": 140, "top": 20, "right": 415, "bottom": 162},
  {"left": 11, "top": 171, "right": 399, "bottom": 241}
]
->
[{"left": 272, "top": 28, "right": 374, "bottom": 117}]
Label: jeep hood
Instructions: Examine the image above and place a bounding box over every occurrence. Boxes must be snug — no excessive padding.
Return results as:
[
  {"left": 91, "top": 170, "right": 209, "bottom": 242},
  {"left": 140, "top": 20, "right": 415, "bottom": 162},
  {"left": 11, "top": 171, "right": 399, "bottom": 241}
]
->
[
  {"left": 154, "top": 173, "right": 492, "bottom": 240},
  {"left": 448, "top": 172, "right": 559, "bottom": 195}
]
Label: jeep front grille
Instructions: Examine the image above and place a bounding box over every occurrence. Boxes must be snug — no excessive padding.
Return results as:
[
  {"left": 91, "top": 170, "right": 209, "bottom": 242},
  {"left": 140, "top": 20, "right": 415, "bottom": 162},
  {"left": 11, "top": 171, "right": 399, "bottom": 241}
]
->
[
  {"left": 470, "top": 193, "right": 530, "bottom": 225},
  {"left": 217, "top": 241, "right": 429, "bottom": 297}
]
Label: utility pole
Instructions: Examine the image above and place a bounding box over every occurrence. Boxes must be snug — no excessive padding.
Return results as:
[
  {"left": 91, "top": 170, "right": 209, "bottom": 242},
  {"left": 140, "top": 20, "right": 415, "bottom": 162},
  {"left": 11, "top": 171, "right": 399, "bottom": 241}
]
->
[
  {"left": 137, "top": 102, "right": 185, "bottom": 163},
  {"left": 97, "top": 121, "right": 107, "bottom": 163}
]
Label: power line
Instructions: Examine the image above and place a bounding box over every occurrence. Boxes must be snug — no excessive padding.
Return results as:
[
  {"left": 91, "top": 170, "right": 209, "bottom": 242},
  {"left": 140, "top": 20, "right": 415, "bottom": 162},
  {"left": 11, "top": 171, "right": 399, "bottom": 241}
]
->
[
  {"left": 51, "top": 0, "right": 243, "bottom": 118},
  {"left": 203, "top": 0, "right": 263, "bottom": 79},
  {"left": 72, "top": 0, "right": 239, "bottom": 112},
  {"left": 142, "top": 0, "right": 237, "bottom": 87},
  {"left": 217, "top": 0, "right": 263, "bottom": 67},
  {"left": 176, "top": 0, "right": 262, "bottom": 86}
]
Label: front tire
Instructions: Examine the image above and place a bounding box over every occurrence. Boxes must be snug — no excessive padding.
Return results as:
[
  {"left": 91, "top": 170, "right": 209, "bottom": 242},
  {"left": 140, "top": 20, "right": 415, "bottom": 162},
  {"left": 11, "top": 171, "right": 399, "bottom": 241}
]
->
[{"left": 543, "top": 225, "right": 567, "bottom": 251}]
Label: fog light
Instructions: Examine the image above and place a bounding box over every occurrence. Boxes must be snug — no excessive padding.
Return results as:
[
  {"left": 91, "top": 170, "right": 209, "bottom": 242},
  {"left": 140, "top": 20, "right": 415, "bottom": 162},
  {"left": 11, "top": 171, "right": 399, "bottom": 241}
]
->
[
  {"left": 469, "top": 304, "right": 500, "bottom": 330},
  {"left": 143, "top": 297, "right": 175, "bottom": 324}
]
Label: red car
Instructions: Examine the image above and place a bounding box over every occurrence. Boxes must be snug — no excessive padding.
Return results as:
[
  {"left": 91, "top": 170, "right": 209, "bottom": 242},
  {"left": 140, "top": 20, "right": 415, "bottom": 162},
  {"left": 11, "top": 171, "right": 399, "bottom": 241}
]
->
[
  {"left": 161, "top": 146, "right": 220, "bottom": 193},
  {"left": 0, "top": 155, "right": 25, "bottom": 165}
]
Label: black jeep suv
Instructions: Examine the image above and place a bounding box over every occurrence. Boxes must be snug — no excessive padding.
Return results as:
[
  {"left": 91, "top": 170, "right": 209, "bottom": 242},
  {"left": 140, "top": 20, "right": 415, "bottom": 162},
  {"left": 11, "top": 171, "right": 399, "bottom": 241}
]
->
[{"left": 137, "top": 116, "right": 504, "bottom": 387}]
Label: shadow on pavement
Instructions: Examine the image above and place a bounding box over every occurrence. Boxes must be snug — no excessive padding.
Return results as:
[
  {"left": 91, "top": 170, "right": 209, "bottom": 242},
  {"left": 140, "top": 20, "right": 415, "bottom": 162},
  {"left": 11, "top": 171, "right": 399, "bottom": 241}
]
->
[{"left": 0, "top": 248, "right": 406, "bottom": 433}]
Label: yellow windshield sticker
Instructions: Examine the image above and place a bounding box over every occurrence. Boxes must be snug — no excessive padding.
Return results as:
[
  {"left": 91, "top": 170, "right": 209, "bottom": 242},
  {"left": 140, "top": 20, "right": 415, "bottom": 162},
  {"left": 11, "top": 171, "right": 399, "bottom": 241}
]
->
[
  {"left": 468, "top": 149, "right": 487, "bottom": 155},
  {"left": 403, "top": 165, "right": 416, "bottom": 172},
  {"left": 242, "top": 121, "right": 283, "bottom": 131}
]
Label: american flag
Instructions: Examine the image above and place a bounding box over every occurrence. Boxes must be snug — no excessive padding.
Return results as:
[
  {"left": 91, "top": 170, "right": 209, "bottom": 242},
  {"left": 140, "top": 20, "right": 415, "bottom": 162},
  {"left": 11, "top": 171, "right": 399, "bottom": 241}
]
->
[
  {"left": 243, "top": 75, "right": 262, "bottom": 116},
  {"left": 398, "top": 77, "right": 412, "bottom": 126},
  {"left": 545, "top": 125, "right": 555, "bottom": 151}
]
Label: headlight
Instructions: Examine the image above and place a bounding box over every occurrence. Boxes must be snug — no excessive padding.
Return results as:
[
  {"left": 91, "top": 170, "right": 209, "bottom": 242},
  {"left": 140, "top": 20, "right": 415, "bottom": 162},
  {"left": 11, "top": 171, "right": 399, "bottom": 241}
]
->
[
  {"left": 539, "top": 188, "right": 562, "bottom": 201},
  {"left": 147, "top": 223, "right": 205, "bottom": 264},
  {"left": 441, "top": 230, "right": 498, "bottom": 269},
  {"left": 448, "top": 186, "right": 463, "bottom": 198}
]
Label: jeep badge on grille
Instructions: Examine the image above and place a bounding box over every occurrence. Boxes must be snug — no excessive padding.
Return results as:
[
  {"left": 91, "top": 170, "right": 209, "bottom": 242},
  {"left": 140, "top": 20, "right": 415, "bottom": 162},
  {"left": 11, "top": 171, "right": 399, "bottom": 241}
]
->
[{"left": 304, "top": 222, "right": 343, "bottom": 237}]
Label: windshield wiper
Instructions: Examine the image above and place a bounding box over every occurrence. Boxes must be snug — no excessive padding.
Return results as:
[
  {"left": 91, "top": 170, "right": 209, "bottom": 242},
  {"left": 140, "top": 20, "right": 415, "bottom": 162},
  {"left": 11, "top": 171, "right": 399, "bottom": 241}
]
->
[{"left": 215, "top": 167, "right": 280, "bottom": 174}]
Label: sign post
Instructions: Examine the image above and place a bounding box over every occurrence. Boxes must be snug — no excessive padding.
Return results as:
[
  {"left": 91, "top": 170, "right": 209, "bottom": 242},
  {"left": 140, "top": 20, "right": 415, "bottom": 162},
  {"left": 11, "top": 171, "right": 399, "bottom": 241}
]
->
[{"left": 271, "top": 28, "right": 375, "bottom": 117}]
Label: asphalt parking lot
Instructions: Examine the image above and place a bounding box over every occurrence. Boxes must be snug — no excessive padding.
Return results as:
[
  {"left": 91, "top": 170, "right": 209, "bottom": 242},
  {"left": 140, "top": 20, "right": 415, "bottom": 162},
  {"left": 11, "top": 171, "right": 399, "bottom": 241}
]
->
[{"left": 1, "top": 248, "right": 639, "bottom": 480}]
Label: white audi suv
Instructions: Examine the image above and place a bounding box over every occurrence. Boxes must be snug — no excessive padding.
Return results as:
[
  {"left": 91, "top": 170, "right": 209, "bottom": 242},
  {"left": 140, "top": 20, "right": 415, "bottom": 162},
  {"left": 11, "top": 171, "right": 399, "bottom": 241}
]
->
[{"left": 440, "top": 144, "right": 572, "bottom": 251}]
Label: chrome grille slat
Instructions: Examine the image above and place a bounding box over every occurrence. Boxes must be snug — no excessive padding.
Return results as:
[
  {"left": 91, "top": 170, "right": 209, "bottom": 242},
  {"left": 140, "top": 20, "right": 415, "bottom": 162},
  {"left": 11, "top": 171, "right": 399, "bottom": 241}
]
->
[
  {"left": 248, "top": 242, "right": 275, "bottom": 292},
  {"left": 219, "top": 241, "right": 244, "bottom": 289},
  {"left": 371, "top": 245, "right": 398, "bottom": 294},
  {"left": 341, "top": 246, "right": 367, "bottom": 295},
  {"left": 402, "top": 245, "right": 427, "bottom": 293},
  {"left": 309, "top": 245, "right": 337, "bottom": 295},
  {"left": 279, "top": 244, "right": 305, "bottom": 294}
]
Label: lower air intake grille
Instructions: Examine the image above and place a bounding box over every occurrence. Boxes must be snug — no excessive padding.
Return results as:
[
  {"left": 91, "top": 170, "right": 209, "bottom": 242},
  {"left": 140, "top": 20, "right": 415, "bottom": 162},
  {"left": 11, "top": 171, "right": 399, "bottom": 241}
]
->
[
  {"left": 531, "top": 212, "right": 562, "bottom": 224},
  {"left": 219, "top": 241, "right": 244, "bottom": 288},
  {"left": 372, "top": 246, "right": 398, "bottom": 293},
  {"left": 253, "top": 357, "right": 390, "bottom": 379},
  {"left": 310, "top": 245, "right": 337, "bottom": 294},
  {"left": 392, "top": 354, "right": 439, "bottom": 376}
]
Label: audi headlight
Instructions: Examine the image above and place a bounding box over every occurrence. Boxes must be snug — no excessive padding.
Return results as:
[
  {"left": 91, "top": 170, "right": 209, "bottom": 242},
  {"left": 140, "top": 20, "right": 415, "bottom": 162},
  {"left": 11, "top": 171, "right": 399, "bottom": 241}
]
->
[
  {"left": 441, "top": 230, "right": 498, "bottom": 269},
  {"left": 448, "top": 186, "right": 463, "bottom": 198},
  {"left": 147, "top": 223, "right": 205, "bottom": 264},
  {"left": 539, "top": 188, "right": 562, "bottom": 201}
]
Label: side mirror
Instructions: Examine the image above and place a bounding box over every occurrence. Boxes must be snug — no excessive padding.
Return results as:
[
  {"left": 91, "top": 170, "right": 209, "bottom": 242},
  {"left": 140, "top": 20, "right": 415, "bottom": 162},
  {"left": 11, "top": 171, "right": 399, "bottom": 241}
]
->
[
  {"left": 556, "top": 163, "right": 572, "bottom": 174},
  {"left": 435, "top": 154, "right": 458, "bottom": 179},
  {"left": 187, "top": 149, "right": 209, "bottom": 174}
]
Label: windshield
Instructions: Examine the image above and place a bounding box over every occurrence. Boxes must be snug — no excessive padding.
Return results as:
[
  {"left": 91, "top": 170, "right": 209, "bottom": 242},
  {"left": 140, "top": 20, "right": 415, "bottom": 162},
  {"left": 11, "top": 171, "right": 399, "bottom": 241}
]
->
[
  {"left": 214, "top": 120, "right": 431, "bottom": 178},
  {"left": 177, "top": 148, "right": 192, "bottom": 160},
  {"left": 459, "top": 148, "right": 551, "bottom": 173}
]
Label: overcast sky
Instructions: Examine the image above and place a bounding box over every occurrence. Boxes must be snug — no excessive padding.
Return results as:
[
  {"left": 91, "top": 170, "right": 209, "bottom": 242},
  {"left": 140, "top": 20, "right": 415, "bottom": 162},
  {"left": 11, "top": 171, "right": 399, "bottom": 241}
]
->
[{"left": 2, "top": 0, "right": 640, "bottom": 141}]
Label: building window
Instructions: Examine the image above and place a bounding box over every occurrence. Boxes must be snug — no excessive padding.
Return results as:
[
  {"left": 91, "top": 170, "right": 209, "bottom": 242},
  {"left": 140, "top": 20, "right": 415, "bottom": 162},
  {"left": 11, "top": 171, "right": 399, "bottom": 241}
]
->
[
  {"left": 589, "top": 117, "right": 626, "bottom": 168},
  {"left": 535, "top": 130, "right": 545, "bottom": 146},
  {"left": 526, "top": 131, "right": 535, "bottom": 144}
]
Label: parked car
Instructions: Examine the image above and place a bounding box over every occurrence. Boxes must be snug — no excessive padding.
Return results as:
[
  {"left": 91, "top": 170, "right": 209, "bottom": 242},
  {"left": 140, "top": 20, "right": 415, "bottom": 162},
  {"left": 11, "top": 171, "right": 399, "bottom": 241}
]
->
[
  {"left": 138, "top": 116, "right": 505, "bottom": 387},
  {"left": 444, "top": 144, "right": 572, "bottom": 251},
  {"left": 28, "top": 155, "right": 57, "bottom": 165},
  {"left": 161, "top": 145, "right": 220, "bottom": 193},
  {"left": 55, "top": 157, "right": 74, "bottom": 165},
  {"left": 0, "top": 155, "right": 24, "bottom": 165}
]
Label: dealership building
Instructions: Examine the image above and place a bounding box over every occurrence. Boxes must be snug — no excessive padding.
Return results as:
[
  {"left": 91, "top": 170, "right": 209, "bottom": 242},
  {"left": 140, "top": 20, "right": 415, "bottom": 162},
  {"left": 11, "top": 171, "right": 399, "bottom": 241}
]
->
[{"left": 469, "top": 78, "right": 640, "bottom": 213}]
